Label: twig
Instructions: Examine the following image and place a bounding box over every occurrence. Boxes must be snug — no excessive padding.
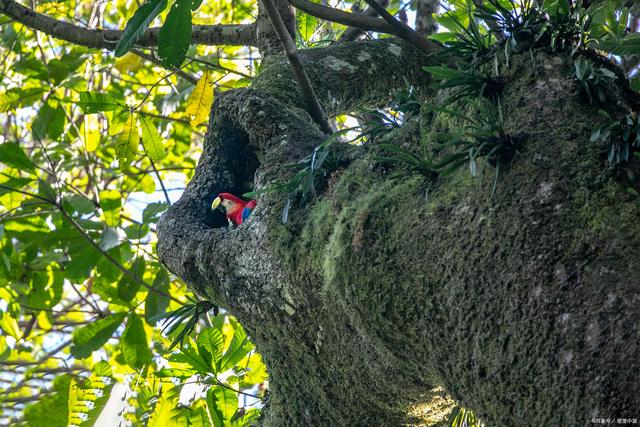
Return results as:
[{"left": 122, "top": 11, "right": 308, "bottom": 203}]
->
[
  {"left": 134, "top": 60, "right": 194, "bottom": 110},
  {"left": 361, "top": 0, "right": 435, "bottom": 55},
  {"left": 336, "top": 0, "right": 390, "bottom": 43},
  {"left": 149, "top": 158, "right": 171, "bottom": 205},
  {"left": 262, "top": 0, "right": 333, "bottom": 134},
  {"left": 130, "top": 48, "right": 198, "bottom": 84},
  {"left": 287, "top": 0, "right": 393, "bottom": 34}
]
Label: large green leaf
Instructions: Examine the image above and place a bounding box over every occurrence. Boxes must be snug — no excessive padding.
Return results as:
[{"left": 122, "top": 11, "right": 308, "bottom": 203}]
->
[
  {"left": 196, "top": 327, "right": 224, "bottom": 372},
  {"left": 144, "top": 267, "right": 170, "bottom": 324},
  {"left": 596, "top": 34, "right": 640, "bottom": 55},
  {"left": 71, "top": 312, "right": 127, "bottom": 359},
  {"left": 78, "top": 92, "right": 123, "bottom": 113},
  {"left": 158, "top": 0, "right": 193, "bottom": 68},
  {"left": 114, "top": 0, "right": 168, "bottom": 57},
  {"left": 219, "top": 321, "right": 252, "bottom": 372},
  {"left": 0, "top": 142, "right": 35, "bottom": 172},
  {"left": 121, "top": 313, "right": 154, "bottom": 369},
  {"left": 117, "top": 256, "right": 145, "bottom": 302},
  {"left": 32, "top": 101, "right": 66, "bottom": 141},
  {"left": 100, "top": 189, "right": 122, "bottom": 227},
  {"left": 139, "top": 115, "right": 166, "bottom": 161},
  {"left": 23, "top": 375, "right": 71, "bottom": 427},
  {"left": 206, "top": 387, "right": 238, "bottom": 426},
  {"left": 0, "top": 87, "right": 45, "bottom": 112}
]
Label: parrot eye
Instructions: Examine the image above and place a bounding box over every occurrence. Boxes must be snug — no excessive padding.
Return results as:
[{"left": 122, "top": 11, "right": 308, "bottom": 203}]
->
[{"left": 211, "top": 197, "right": 221, "bottom": 210}]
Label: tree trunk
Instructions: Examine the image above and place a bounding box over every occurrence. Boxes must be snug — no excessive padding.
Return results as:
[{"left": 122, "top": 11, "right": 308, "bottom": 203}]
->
[{"left": 157, "top": 39, "right": 640, "bottom": 426}]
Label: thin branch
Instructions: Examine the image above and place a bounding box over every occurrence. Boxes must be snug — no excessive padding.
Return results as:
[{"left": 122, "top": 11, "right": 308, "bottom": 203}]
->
[
  {"left": 287, "top": 0, "right": 394, "bottom": 34},
  {"left": 0, "top": 0, "right": 257, "bottom": 49},
  {"left": 149, "top": 157, "right": 171, "bottom": 205},
  {"left": 361, "top": 0, "right": 436, "bottom": 54},
  {"left": 336, "top": 0, "right": 389, "bottom": 43},
  {"left": 262, "top": 0, "right": 333, "bottom": 134},
  {"left": 0, "top": 339, "right": 72, "bottom": 367},
  {"left": 130, "top": 48, "right": 198, "bottom": 84},
  {"left": 134, "top": 60, "right": 193, "bottom": 110},
  {"left": 138, "top": 111, "right": 192, "bottom": 125}
]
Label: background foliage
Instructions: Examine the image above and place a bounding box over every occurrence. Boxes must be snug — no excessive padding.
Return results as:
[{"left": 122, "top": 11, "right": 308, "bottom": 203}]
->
[{"left": 1, "top": 0, "right": 639, "bottom": 425}]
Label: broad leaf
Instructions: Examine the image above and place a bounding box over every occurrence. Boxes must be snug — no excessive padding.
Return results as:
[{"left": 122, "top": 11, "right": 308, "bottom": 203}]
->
[
  {"left": 117, "top": 256, "right": 145, "bottom": 302},
  {"left": 144, "top": 268, "right": 170, "bottom": 324},
  {"left": 32, "top": 101, "right": 65, "bottom": 141},
  {"left": 0, "top": 142, "right": 35, "bottom": 172},
  {"left": 139, "top": 115, "right": 166, "bottom": 161},
  {"left": 78, "top": 92, "right": 122, "bottom": 113},
  {"left": 206, "top": 387, "right": 238, "bottom": 425},
  {"left": 70, "top": 312, "right": 126, "bottom": 358},
  {"left": 99, "top": 189, "right": 122, "bottom": 227},
  {"left": 185, "top": 71, "right": 214, "bottom": 126},
  {"left": 114, "top": 0, "right": 168, "bottom": 57},
  {"left": 121, "top": 313, "right": 153, "bottom": 369},
  {"left": 158, "top": 0, "right": 193, "bottom": 68}
]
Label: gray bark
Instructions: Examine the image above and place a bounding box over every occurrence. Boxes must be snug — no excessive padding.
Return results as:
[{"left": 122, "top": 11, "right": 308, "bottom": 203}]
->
[{"left": 157, "top": 38, "right": 640, "bottom": 425}]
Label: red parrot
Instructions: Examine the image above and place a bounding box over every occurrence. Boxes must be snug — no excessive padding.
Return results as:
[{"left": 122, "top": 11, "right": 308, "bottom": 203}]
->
[{"left": 211, "top": 193, "right": 256, "bottom": 226}]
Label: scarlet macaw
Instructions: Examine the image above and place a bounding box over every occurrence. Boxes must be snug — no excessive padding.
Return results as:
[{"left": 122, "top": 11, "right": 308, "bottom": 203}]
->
[{"left": 211, "top": 193, "right": 256, "bottom": 226}]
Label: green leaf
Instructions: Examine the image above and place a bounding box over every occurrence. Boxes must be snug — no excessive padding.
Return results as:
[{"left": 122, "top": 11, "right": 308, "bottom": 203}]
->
[
  {"left": 117, "top": 256, "right": 145, "bottom": 302},
  {"left": 0, "top": 142, "right": 35, "bottom": 172},
  {"left": 169, "top": 345, "right": 212, "bottom": 372},
  {"left": 206, "top": 387, "right": 238, "bottom": 425},
  {"left": 114, "top": 0, "right": 168, "bottom": 57},
  {"left": 144, "top": 268, "right": 170, "bottom": 324},
  {"left": 78, "top": 92, "right": 122, "bottom": 113},
  {"left": 0, "top": 87, "right": 45, "bottom": 112},
  {"left": 596, "top": 33, "right": 640, "bottom": 55},
  {"left": 32, "top": 101, "right": 66, "bottom": 141},
  {"left": 64, "top": 194, "right": 96, "bottom": 215},
  {"left": 142, "top": 202, "right": 169, "bottom": 224},
  {"left": 298, "top": 13, "right": 317, "bottom": 42},
  {"left": 47, "top": 51, "right": 87, "bottom": 84},
  {"left": 71, "top": 312, "right": 127, "bottom": 359},
  {"left": 139, "top": 115, "right": 166, "bottom": 161},
  {"left": 158, "top": 0, "right": 193, "bottom": 68},
  {"left": 121, "top": 313, "right": 153, "bottom": 369},
  {"left": 196, "top": 327, "right": 224, "bottom": 371},
  {"left": 100, "top": 189, "right": 121, "bottom": 227},
  {"left": 23, "top": 375, "right": 71, "bottom": 427},
  {"left": 219, "top": 321, "right": 252, "bottom": 371}
]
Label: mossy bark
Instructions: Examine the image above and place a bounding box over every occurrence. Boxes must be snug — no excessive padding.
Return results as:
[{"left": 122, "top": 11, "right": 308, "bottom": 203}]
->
[{"left": 157, "top": 39, "right": 640, "bottom": 426}]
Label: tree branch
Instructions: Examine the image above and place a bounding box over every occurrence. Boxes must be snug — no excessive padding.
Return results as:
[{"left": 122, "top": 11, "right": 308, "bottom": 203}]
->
[
  {"left": 361, "top": 0, "right": 435, "bottom": 54},
  {"left": 0, "top": 0, "right": 257, "bottom": 49},
  {"left": 262, "top": 0, "right": 333, "bottom": 134},
  {"left": 287, "top": 0, "right": 394, "bottom": 34},
  {"left": 336, "top": 0, "right": 390, "bottom": 43}
]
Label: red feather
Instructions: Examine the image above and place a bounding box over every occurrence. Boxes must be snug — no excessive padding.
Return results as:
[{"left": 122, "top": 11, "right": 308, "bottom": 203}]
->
[{"left": 218, "top": 193, "right": 256, "bottom": 225}]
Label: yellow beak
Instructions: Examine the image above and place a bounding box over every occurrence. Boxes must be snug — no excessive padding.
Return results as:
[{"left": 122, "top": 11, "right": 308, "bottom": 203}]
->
[{"left": 211, "top": 197, "right": 221, "bottom": 210}]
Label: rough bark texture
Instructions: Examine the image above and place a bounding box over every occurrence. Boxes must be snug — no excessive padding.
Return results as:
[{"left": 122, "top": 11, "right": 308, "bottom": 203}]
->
[{"left": 158, "top": 38, "right": 640, "bottom": 426}]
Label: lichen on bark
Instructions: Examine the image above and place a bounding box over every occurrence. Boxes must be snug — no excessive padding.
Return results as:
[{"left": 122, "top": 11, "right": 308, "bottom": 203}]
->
[{"left": 158, "top": 38, "right": 640, "bottom": 426}]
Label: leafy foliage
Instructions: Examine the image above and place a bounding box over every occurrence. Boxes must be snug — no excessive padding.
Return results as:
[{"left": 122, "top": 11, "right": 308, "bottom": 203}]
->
[
  {"left": 591, "top": 112, "right": 640, "bottom": 168},
  {"left": 573, "top": 58, "right": 617, "bottom": 104},
  {"left": 245, "top": 129, "right": 348, "bottom": 223},
  {"left": 0, "top": 0, "right": 263, "bottom": 422}
]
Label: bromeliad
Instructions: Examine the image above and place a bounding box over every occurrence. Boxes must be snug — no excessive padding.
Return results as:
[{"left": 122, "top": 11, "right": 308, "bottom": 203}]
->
[{"left": 211, "top": 193, "right": 256, "bottom": 226}]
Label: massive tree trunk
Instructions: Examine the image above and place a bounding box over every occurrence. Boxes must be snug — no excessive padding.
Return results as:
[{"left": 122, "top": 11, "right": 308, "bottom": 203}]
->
[{"left": 157, "top": 39, "right": 640, "bottom": 426}]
